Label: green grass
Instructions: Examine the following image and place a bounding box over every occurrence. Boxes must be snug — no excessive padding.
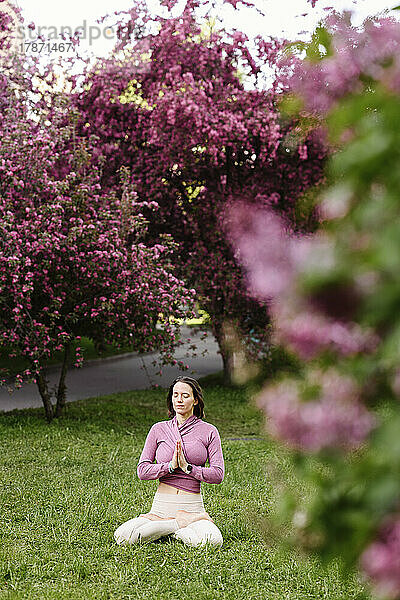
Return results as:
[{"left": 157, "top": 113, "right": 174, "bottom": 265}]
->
[{"left": 0, "top": 387, "right": 371, "bottom": 600}]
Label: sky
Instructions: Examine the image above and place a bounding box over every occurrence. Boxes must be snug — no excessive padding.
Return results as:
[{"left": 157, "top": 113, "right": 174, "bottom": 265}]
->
[
  {"left": 11, "top": 0, "right": 398, "bottom": 60},
  {"left": 4, "top": 0, "right": 398, "bottom": 91}
]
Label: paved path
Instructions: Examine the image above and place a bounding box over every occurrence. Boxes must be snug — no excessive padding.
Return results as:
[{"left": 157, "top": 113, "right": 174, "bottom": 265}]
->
[{"left": 0, "top": 328, "right": 222, "bottom": 413}]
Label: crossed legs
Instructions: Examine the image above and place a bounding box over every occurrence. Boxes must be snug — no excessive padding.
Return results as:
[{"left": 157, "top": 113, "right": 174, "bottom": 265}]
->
[{"left": 114, "top": 510, "right": 223, "bottom": 548}]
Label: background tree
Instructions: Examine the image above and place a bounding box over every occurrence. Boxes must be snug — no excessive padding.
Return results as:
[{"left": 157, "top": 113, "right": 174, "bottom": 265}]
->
[
  {"left": 0, "top": 13, "right": 196, "bottom": 421},
  {"left": 36, "top": 0, "right": 327, "bottom": 384}
]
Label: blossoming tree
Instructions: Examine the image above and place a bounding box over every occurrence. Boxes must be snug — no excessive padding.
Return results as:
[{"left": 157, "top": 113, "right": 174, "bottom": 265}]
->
[
  {"left": 35, "top": 0, "right": 327, "bottom": 383},
  {"left": 0, "top": 11, "right": 195, "bottom": 421}
]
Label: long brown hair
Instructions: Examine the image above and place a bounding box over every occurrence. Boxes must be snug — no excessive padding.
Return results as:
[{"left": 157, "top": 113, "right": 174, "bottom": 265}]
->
[{"left": 167, "top": 376, "right": 205, "bottom": 419}]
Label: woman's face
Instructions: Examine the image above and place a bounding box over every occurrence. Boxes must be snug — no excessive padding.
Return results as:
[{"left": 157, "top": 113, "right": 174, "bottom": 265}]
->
[{"left": 172, "top": 382, "right": 197, "bottom": 420}]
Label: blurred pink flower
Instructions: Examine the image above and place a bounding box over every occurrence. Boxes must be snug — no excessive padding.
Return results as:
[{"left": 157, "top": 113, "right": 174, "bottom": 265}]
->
[
  {"left": 361, "top": 517, "right": 400, "bottom": 599},
  {"left": 228, "top": 203, "right": 335, "bottom": 306},
  {"left": 257, "top": 370, "right": 376, "bottom": 451},
  {"left": 291, "top": 14, "right": 400, "bottom": 114},
  {"left": 274, "top": 306, "right": 379, "bottom": 360},
  {"left": 390, "top": 369, "right": 400, "bottom": 399},
  {"left": 227, "top": 202, "right": 295, "bottom": 301},
  {"left": 319, "top": 184, "right": 352, "bottom": 221}
]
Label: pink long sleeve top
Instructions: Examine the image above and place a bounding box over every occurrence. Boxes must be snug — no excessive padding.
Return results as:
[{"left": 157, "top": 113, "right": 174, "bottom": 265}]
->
[{"left": 137, "top": 414, "right": 225, "bottom": 493}]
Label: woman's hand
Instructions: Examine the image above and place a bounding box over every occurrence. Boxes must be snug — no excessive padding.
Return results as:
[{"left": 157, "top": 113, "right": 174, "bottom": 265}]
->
[
  {"left": 170, "top": 442, "right": 179, "bottom": 470},
  {"left": 176, "top": 440, "right": 188, "bottom": 472}
]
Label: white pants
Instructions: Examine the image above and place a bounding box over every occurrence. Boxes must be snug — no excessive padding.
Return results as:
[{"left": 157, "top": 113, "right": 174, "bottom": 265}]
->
[
  {"left": 114, "top": 491, "right": 223, "bottom": 548},
  {"left": 114, "top": 515, "right": 223, "bottom": 547}
]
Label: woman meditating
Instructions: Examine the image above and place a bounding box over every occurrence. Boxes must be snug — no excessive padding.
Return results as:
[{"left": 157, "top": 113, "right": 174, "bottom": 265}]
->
[{"left": 114, "top": 376, "right": 225, "bottom": 547}]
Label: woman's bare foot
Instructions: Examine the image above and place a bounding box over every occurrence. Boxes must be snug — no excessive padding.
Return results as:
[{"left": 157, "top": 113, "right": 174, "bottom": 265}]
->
[{"left": 175, "top": 510, "right": 214, "bottom": 529}]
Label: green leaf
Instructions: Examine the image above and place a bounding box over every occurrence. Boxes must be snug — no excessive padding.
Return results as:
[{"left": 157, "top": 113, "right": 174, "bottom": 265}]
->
[{"left": 306, "top": 25, "right": 333, "bottom": 62}]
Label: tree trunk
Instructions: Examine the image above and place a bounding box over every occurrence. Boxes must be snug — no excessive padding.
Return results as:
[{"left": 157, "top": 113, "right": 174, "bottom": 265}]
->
[
  {"left": 221, "top": 349, "right": 235, "bottom": 386},
  {"left": 94, "top": 339, "right": 107, "bottom": 355},
  {"left": 35, "top": 371, "right": 54, "bottom": 422},
  {"left": 55, "top": 343, "right": 70, "bottom": 418},
  {"left": 212, "top": 321, "right": 235, "bottom": 386}
]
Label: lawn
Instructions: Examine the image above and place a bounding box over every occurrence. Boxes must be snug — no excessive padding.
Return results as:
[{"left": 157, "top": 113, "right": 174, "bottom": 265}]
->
[{"left": 0, "top": 385, "right": 371, "bottom": 600}]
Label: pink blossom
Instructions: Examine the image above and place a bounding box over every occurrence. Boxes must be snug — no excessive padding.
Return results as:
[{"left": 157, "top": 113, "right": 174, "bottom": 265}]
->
[
  {"left": 298, "top": 145, "right": 308, "bottom": 160},
  {"left": 361, "top": 517, "right": 400, "bottom": 599},
  {"left": 257, "top": 370, "right": 376, "bottom": 452},
  {"left": 227, "top": 203, "right": 293, "bottom": 300},
  {"left": 391, "top": 369, "right": 400, "bottom": 398},
  {"left": 274, "top": 306, "right": 379, "bottom": 360}
]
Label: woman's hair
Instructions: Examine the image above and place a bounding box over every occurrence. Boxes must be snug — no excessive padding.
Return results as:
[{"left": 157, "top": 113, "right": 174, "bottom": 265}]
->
[{"left": 167, "top": 376, "right": 205, "bottom": 419}]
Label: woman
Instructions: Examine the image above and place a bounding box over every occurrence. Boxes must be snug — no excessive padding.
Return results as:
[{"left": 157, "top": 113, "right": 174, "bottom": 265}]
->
[{"left": 114, "top": 376, "right": 225, "bottom": 547}]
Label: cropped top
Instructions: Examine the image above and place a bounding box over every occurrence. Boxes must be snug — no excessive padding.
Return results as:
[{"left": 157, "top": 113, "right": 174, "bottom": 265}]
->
[{"left": 137, "top": 414, "right": 225, "bottom": 493}]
